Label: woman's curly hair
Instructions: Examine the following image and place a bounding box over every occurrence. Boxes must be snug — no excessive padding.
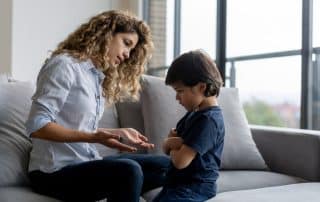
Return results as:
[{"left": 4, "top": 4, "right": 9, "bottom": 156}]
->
[{"left": 50, "top": 10, "right": 153, "bottom": 103}]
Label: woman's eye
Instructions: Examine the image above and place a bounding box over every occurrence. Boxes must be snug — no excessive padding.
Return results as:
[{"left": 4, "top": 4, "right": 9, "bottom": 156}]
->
[{"left": 124, "top": 40, "right": 131, "bottom": 46}]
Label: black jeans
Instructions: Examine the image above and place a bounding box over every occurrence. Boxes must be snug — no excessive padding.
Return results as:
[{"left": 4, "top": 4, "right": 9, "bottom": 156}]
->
[{"left": 28, "top": 154, "right": 170, "bottom": 202}]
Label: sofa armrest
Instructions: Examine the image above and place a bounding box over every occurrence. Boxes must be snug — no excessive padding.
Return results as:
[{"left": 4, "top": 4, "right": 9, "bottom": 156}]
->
[{"left": 251, "top": 125, "right": 320, "bottom": 181}]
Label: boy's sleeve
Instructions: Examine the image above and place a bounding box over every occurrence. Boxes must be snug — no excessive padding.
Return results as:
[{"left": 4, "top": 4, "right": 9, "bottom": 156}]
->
[{"left": 183, "top": 115, "right": 218, "bottom": 155}]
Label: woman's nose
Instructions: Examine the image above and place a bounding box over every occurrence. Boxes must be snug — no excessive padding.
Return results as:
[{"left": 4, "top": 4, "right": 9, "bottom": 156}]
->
[{"left": 123, "top": 50, "right": 130, "bottom": 59}]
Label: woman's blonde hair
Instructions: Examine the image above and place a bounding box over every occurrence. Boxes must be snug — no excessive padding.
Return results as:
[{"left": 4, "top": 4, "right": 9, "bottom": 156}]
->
[{"left": 50, "top": 10, "right": 153, "bottom": 103}]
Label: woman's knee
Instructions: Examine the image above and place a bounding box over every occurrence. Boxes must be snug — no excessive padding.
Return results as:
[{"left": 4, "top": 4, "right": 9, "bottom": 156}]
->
[{"left": 117, "top": 159, "right": 143, "bottom": 180}]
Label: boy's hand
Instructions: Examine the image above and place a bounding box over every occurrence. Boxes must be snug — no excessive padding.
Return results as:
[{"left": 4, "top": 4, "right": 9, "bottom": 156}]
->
[
  {"left": 162, "top": 137, "right": 183, "bottom": 155},
  {"left": 168, "top": 128, "right": 177, "bottom": 137}
]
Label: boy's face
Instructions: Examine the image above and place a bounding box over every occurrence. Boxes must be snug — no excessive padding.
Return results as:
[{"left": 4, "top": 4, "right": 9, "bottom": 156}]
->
[{"left": 171, "top": 81, "right": 206, "bottom": 111}]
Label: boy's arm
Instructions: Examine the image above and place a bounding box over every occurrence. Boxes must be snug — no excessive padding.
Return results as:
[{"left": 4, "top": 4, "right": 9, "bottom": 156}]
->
[
  {"left": 168, "top": 128, "right": 177, "bottom": 137},
  {"left": 162, "top": 137, "right": 183, "bottom": 155},
  {"left": 170, "top": 145, "right": 197, "bottom": 169}
]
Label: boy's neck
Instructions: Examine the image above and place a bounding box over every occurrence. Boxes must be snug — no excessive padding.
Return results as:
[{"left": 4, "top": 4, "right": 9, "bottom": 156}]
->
[{"left": 197, "top": 96, "right": 218, "bottom": 111}]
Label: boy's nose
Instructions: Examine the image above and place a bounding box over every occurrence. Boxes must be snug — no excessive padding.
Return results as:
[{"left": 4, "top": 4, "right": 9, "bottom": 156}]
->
[{"left": 176, "top": 94, "right": 180, "bottom": 101}]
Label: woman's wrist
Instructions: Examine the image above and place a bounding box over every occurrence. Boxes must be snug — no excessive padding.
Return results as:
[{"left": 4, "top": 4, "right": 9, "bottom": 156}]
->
[{"left": 74, "top": 130, "right": 96, "bottom": 143}]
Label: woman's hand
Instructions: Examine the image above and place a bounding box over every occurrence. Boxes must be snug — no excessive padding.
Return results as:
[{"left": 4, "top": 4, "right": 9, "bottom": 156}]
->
[
  {"left": 96, "top": 128, "right": 154, "bottom": 152},
  {"left": 93, "top": 129, "right": 137, "bottom": 152},
  {"left": 162, "top": 137, "right": 183, "bottom": 155}
]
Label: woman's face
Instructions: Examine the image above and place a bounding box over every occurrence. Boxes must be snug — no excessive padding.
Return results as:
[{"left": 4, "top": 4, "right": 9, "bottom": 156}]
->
[{"left": 107, "top": 32, "right": 139, "bottom": 67}]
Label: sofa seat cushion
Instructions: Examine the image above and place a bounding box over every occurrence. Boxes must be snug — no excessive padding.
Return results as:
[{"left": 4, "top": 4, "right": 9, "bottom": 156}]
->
[
  {"left": 217, "top": 170, "right": 305, "bottom": 193},
  {"left": 142, "top": 170, "right": 305, "bottom": 201},
  {"left": 0, "top": 187, "right": 60, "bottom": 202},
  {"left": 210, "top": 182, "right": 320, "bottom": 202},
  {"left": 0, "top": 187, "right": 147, "bottom": 202}
]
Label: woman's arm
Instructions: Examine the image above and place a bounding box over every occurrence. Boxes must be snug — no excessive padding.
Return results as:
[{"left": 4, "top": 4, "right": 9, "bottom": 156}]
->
[
  {"left": 31, "top": 123, "right": 146, "bottom": 152},
  {"left": 31, "top": 122, "right": 98, "bottom": 142}
]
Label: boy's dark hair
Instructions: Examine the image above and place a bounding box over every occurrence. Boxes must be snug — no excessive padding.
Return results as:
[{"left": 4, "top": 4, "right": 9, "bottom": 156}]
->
[{"left": 165, "top": 50, "right": 224, "bottom": 97}]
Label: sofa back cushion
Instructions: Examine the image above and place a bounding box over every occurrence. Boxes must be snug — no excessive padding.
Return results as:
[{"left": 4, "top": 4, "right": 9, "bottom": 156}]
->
[
  {"left": 0, "top": 81, "right": 34, "bottom": 186},
  {"left": 139, "top": 75, "right": 268, "bottom": 170},
  {"left": 140, "top": 76, "right": 185, "bottom": 154},
  {"left": 95, "top": 104, "right": 120, "bottom": 156},
  {"left": 116, "top": 100, "right": 145, "bottom": 134},
  {"left": 218, "top": 88, "right": 267, "bottom": 169},
  {"left": 115, "top": 99, "right": 148, "bottom": 153}
]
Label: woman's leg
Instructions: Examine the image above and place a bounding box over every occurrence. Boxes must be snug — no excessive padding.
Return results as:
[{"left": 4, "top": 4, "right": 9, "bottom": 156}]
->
[
  {"left": 28, "top": 158, "right": 143, "bottom": 202},
  {"left": 107, "top": 154, "right": 171, "bottom": 193}
]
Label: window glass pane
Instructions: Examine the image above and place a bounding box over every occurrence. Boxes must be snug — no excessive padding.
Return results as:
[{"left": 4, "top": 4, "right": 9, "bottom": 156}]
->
[
  {"left": 227, "top": 0, "right": 301, "bottom": 57},
  {"left": 312, "top": 53, "right": 320, "bottom": 130},
  {"left": 314, "top": 0, "right": 320, "bottom": 47},
  {"left": 226, "top": 56, "right": 301, "bottom": 128},
  {"left": 180, "top": 0, "right": 216, "bottom": 58}
]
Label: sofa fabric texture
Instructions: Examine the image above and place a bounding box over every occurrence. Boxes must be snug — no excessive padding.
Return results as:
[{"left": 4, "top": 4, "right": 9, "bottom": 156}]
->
[
  {"left": 211, "top": 183, "right": 320, "bottom": 202},
  {"left": 1, "top": 74, "right": 320, "bottom": 202},
  {"left": 0, "top": 81, "right": 34, "bottom": 186}
]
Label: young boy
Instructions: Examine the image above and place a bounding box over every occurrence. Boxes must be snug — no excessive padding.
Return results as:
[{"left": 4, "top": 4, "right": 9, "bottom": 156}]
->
[{"left": 153, "top": 50, "right": 225, "bottom": 202}]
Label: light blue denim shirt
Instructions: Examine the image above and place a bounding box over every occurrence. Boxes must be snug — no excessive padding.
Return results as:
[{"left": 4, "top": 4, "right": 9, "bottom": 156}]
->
[{"left": 26, "top": 54, "right": 105, "bottom": 173}]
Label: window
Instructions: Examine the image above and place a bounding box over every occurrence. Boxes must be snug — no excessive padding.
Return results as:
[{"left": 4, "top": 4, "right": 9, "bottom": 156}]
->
[
  {"left": 314, "top": 0, "right": 320, "bottom": 47},
  {"left": 144, "top": 0, "right": 319, "bottom": 130},
  {"left": 180, "top": 0, "right": 216, "bottom": 58},
  {"left": 145, "top": 0, "right": 175, "bottom": 76},
  {"left": 227, "top": 0, "right": 301, "bottom": 57},
  {"left": 313, "top": 0, "right": 320, "bottom": 129},
  {"left": 226, "top": 56, "right": 301, "bottom": 128},
  {"left": 226, "top": 0, "right": 303, "bottom": 128}
]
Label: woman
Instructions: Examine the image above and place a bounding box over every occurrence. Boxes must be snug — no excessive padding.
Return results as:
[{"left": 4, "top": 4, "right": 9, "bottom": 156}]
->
[{"left": 26, "top": 10, "right": 169, "bottom": 202}]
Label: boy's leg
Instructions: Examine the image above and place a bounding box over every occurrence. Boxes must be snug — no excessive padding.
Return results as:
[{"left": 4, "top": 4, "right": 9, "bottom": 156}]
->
[
  {"left": 107, "top": 154, "right": 170, "bottom": 193},
  {"left": 29, "top": 158, "right": 143, "bottom": 202}
]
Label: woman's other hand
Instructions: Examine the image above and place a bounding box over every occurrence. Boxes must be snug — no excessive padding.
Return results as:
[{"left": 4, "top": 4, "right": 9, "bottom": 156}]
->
[{"left": 93, "top": 129, "right": 138, "bottom": 152}]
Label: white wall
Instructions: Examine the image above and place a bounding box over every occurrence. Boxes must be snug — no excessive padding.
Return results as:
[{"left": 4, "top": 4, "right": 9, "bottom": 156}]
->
[
  {"left": 0, "top": 0, "right": 143, "bottom": 82},
  {"left": 8, "top": 0, "right": 112, "bottom": 81}
]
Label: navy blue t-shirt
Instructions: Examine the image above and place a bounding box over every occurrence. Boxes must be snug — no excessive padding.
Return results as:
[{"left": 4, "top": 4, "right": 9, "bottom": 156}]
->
[{"left": 165, "top": 106, "right": 225, "bottom": 197}]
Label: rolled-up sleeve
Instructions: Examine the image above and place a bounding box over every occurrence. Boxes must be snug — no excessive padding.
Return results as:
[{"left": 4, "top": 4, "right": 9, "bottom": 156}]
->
[{"left": 25, "top": 56, "right": 75, "bottom": 136}]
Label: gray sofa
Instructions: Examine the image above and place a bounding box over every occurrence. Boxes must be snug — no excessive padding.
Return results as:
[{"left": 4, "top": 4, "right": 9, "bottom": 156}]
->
[{"left": 1, "top": 74, "right": 320, "bottom": 202}]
